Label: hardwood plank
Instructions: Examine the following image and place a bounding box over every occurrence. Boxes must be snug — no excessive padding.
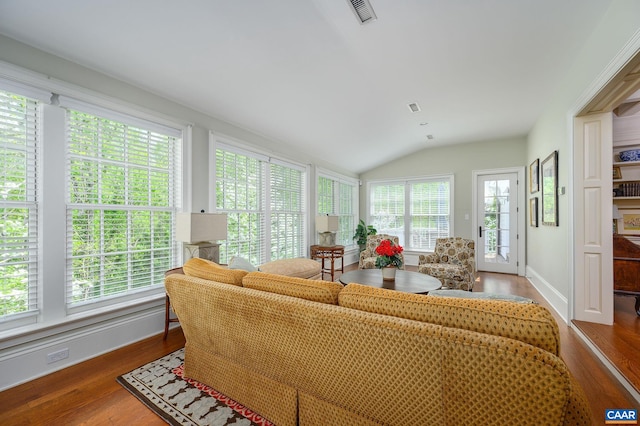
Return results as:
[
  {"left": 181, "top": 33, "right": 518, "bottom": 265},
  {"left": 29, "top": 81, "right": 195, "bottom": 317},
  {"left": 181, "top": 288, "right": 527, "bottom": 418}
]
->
[
  {"left": 0, "top": 327, "right": 185, "bottom": 425},
  {"left": 0, "top": 269, "right": 638, "bottom": 426},
  {"left": 574, "top": 294, "right": 640, "bottom": 397}
]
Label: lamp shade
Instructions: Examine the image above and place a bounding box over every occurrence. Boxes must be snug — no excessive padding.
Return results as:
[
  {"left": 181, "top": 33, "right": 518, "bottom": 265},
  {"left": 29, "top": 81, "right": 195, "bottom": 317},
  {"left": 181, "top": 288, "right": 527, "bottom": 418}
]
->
[
  {"left": 316, "top": 215, "right": 339, "bottom": 233},
  {"left": 176, "top": 212, "right": 228, "bottom": 243},
  {"left": 613, "top": 204, "right": 622, "bottom": 220}
]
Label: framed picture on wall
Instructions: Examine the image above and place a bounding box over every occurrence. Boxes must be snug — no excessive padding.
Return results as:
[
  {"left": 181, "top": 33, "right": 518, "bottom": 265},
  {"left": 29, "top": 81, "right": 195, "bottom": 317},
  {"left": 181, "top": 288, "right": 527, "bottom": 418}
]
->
[
  {"left": 529, "top": 159, "right": 539, "bottom": 193},
  {"left": 618, "top": 209, "right": 640, "bottom": 234},
  {"left": 541, "top": 150, "right": 558, "bottom": 226},
  {"left": 529, "top": 197, "right": 538, "bottom": 227},
  {"left": 613, "top": 166, "right": 622, "bottom": 180}
]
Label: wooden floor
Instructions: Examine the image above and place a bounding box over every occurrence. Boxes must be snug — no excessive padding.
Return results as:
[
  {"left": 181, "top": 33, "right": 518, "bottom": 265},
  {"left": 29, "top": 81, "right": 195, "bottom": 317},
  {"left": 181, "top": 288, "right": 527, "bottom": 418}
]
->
[
  {"left": 0, "top": 327, "right": 186, "bottom": 425},
  {"left": 0, "top": 267, "right": 638, "bottom": 425},
  {"left": 574, "top": 294, "right": 640, "bottom": 397}
]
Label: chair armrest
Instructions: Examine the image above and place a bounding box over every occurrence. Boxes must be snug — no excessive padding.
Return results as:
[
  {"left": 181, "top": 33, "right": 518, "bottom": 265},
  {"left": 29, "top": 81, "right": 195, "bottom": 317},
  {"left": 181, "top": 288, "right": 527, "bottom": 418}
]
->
[
  {"left": 360, "top": 249, "right": 373, "bottom": 260},
  {"left": 418, "top": 253, "right": 439, "bottom": 264},
  {"left": 460, "top": 257, "right": 476, "bottom": 275}
]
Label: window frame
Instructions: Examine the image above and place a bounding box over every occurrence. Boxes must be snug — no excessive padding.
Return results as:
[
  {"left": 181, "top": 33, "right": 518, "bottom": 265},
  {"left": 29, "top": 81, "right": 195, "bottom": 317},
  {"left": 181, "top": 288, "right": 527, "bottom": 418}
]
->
[
  {"left": 316, "top": 168, "right": 359, "bottom": 248},
  {"left": 0, "top": 81, "right": 48, "bottom": 330},
  {"left": 61, "top": 98, "right": 184, "bottom": 314},
  {"left": 367, "top": 174, "right": 454, "bottom": 252},
  {"left": 0, "top": 62, "right": 188, "bottom": 337},
  {"left": 210, "top": 132, "right": 309, "bottom": 265}
]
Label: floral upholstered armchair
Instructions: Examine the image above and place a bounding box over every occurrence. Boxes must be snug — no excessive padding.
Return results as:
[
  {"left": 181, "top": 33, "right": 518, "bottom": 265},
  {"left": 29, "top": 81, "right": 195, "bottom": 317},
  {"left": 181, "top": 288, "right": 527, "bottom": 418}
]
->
[
  {"left": 418, "top": 237, "right": 476, "bottom": 290},
  {"left": 358, "top": 234, "right": 405, "bottom": 269}
]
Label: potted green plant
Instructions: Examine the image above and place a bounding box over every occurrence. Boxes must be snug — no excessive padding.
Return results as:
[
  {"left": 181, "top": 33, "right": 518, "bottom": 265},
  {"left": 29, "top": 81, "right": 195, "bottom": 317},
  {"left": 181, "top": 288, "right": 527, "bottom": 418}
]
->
[{"left": 353, "top": 220, "right": 376, "bottom": 252}]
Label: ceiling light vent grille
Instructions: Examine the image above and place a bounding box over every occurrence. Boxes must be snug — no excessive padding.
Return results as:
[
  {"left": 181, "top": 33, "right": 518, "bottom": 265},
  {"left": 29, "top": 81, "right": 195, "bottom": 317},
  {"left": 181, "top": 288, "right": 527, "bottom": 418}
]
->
[
  {"left": 408, "top": 102, "right": 421, "bottom": 113},
  {"left": 348, "top": 0, "right": 377, "bottom": 24}
]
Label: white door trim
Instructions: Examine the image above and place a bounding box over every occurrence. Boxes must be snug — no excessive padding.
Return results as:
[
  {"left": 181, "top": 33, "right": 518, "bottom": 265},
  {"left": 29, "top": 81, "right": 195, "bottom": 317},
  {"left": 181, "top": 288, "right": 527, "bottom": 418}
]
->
[
  {"left": 568, "top": 29, "right": 640, "bottom": 323},
  {"left": 472, "top": 167, "right": 525, "bottom": 276}
]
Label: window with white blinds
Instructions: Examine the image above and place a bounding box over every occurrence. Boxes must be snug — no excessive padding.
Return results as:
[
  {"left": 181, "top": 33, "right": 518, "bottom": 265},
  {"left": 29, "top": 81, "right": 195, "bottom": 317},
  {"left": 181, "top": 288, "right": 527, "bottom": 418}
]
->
[
  {"left": 270, "top": 162, "right": 305, "bottom": 259},
  {"left": 215, "top": 145, "right": 306, "bottom": 264},
  {"left": 370, "top": 176, "right": 452, "bottom": 251},
  {"left": 317, "top": 174, "right": 356, "bottom": 246},
  {"left": 66, "top": 108, "right": 181, "bottom": 308},
  {"left": 215, "top": 148, "right": 265, "bottom": 266},
  {"left": 0, "top": 89, "right": 39, "bottom": 320},
  {"left": 410, "top": 179, "right": 451, "bottom": 250}
]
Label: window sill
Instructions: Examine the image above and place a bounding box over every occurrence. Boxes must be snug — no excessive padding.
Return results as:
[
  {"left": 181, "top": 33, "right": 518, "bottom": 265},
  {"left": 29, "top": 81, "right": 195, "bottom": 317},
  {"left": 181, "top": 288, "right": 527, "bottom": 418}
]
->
[{"left": 0, "top": 292, "right": 165, "bottom": 349}]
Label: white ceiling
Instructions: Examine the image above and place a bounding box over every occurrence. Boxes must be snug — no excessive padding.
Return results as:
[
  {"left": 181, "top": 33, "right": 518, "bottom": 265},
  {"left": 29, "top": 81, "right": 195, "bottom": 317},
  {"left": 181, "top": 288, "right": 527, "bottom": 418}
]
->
[{"left": 0, "top": 0, "right": 612, "bottom": 173}]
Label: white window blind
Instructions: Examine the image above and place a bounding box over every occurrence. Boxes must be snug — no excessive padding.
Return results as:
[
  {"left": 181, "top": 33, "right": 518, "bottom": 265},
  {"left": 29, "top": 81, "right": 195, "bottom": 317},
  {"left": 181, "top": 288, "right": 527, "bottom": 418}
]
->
[
  {"left": 0, "top": 89, "right": 39, "bottom": 320},
  {"left": 370, "top": 177, "right": 452, "bottom": 251},
  {"left": 270, "top": 162, "right": 305, "bottom": 259},
  {"left": 215, "top": 148, "right": 265, "bottom": 266},
  {"left": 317, "top": 174, "right": 356, "bottom": 247},
  {"left": 65, "top": 108, "right": 181, "bottom": 308},
  {"left": 370, "top": 182, "right": 405, "bottom": 244},
  {"left": 410, "top": 180, "right": 450, "bottom": 250},
  {"left": 215, "top": 144, "right": 306, "bottom": 264}
]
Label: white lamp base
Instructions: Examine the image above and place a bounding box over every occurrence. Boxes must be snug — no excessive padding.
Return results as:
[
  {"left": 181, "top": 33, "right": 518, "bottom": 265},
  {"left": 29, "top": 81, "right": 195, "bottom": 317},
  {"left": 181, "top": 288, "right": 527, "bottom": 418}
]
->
[
  {"left": 318, "top": 232, "right": 336, "bottom": 246},
  {"left": 184, "top": 242, "right": 220, "bottom": 263}
]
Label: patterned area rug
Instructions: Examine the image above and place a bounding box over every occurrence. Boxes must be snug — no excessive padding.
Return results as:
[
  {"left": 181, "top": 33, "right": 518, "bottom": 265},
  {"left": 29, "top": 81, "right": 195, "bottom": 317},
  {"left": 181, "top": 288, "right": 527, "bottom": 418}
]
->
[{"left": 117, "top": 349, "right": 274, "bottom": 426}]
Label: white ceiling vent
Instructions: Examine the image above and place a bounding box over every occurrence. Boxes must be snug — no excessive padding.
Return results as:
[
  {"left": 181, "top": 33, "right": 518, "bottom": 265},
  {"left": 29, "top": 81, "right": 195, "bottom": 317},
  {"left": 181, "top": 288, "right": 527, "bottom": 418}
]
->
[
  {"left": 348, "top": 0, "right": 377, "bottom": 24},
  {"left": 408, "top": 102, "right": 421, "bottom": 113}
]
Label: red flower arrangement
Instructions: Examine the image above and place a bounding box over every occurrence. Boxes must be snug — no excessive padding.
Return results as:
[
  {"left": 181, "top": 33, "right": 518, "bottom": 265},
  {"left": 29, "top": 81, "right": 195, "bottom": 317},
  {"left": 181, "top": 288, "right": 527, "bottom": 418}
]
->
[{"left": 374, "top": 239, "right": 404, "bottom": 269}]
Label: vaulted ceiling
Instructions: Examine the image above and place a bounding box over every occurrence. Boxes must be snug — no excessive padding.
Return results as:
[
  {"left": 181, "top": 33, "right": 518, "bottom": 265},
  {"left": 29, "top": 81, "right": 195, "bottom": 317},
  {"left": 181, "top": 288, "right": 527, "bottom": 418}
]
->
[{"left": 0, "top": 0, "right": 612, "bottom": 173}]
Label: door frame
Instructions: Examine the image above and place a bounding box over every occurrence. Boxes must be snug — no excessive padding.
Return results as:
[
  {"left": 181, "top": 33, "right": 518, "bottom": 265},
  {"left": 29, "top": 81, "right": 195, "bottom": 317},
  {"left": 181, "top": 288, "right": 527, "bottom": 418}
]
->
[
  {"left": 472, "top": 167, "right": 526, "bottom": 276},
  {"left": 569, "top": 39, "right": 640, "bottom": 325}
]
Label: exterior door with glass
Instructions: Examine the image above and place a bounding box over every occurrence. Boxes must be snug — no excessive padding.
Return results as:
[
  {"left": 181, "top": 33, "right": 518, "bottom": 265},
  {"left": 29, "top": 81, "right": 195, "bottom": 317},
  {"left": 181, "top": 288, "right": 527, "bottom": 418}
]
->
[{"left": 477, "top": 173, "right": 518, "bottom": 274}]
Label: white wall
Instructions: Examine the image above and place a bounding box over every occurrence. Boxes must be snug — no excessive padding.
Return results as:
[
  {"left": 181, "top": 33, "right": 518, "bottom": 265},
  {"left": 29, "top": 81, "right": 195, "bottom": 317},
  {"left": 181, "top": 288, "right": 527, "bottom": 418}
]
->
[
  {"left": 526, "top": 1, "right": 640, "bottom": 315},
  {"left": 359, "top": 136, "right": 527, "bottom": 239}
]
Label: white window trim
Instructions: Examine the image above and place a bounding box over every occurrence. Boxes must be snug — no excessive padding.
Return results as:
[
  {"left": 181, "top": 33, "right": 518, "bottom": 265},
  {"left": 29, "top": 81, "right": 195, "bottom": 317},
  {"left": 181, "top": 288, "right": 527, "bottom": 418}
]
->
[
  {"left": 316, "top": 167, "right": 359, "bottom": 249},
  {"left": 366, "top": 174, "right": 455, "bottom": 253},
  {"left": 209, "top": 131, "right": 310, "bottom": 263},
  {"left": 63, "top": 103, "right": 183, "bottom": 314},
  {"left": 0, "top": 81, "right": 42, "bottom": 331},
  {"left": 0, "top": 61, "right": 190, "bottom": 336}
]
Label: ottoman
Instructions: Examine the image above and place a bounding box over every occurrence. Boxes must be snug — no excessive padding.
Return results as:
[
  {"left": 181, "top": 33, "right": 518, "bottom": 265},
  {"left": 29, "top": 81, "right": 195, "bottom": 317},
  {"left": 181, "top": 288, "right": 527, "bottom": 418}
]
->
[{"left": 259, "top": 258, "right": 322, "bottom": 280}]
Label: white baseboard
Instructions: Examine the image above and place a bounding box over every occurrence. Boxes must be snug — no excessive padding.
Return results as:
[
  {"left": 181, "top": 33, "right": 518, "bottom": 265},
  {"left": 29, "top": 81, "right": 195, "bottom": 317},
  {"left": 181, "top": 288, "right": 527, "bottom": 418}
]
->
[
  {"left": 0, "top": 305, "right": 165, "bottom": 392},
  {"left": 525, "top": 265, "right": 569, "bottom": 324}
]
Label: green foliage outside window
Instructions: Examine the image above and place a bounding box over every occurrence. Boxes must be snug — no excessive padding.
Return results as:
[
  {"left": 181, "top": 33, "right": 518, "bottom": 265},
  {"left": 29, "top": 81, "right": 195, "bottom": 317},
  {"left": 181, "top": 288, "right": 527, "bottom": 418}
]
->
[
  {"left": 67, "top": 111, "right": 178, "bottom": 305},
  {"left": 0, "top": 91, "right": 37, "bottom": 318}
]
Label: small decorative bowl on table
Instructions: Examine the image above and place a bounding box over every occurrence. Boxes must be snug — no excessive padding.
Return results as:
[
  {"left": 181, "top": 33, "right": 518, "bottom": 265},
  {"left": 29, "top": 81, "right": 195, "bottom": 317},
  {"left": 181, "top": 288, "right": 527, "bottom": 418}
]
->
[{"left": 619, "top": 149, "right": 640, "bottom": 162}]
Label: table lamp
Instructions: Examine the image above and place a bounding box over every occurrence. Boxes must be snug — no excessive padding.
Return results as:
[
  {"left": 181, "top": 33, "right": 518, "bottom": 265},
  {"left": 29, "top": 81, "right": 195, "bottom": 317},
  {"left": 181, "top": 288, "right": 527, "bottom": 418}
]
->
[
  {"left": 176, "top": 212, "right": 228, "bottom": 263},
  {"left": 613, "top": 204, "right": 622, "bottom": 234},
  {"left": 316, "top": 215, "right": 339, "bottom": 246}
]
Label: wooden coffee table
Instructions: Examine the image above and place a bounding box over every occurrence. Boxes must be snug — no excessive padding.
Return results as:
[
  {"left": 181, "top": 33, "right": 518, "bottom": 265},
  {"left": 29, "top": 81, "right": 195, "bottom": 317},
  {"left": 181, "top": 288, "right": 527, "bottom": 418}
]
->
[{"left": 339, "top": 269, "right": 442, "bottom": 294}]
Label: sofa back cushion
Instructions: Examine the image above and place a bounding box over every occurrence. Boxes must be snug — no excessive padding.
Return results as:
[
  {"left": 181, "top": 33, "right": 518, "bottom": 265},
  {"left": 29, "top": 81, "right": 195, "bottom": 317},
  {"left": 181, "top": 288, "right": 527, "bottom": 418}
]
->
[
  {"left": 243, "top": 271, "right": 343, "bottom": 304},
  {"left": 166, "top": 275, "right": 584, "bottom": 426},
  {"left": 183, "top": 258, "right": 247, "bottom": 286},
  {"left": 338, "top": 283, "right": 560, "bottom": 355}
]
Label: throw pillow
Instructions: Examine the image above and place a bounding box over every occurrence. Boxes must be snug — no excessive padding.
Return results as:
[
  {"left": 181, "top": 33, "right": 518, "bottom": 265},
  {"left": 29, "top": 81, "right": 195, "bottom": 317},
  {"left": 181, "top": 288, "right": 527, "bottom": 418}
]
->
[
  {"left": 228, "top": 256, "right": 258, "bottom": 272},
  {"left": 183, "top": 257, "right": 247, "bottom": 286},
  {"left": 258, "top": 258, "right": 321, "bottom": 279}
]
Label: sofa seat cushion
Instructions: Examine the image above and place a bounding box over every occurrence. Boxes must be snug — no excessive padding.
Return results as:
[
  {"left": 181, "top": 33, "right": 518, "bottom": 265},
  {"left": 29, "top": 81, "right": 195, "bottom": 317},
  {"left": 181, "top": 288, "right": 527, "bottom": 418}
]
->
[
  {"left": 338, "top": 283, "right": 560, "bottom": 355},
  {"left": 183, "top": 258, "right": 247, "bottom": 286},
  {"left": 259, "top": 258, "right": 321, "bottom": 279},
  {"left": 243, "top": 272, "right": 343, "bottom": 304}
]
